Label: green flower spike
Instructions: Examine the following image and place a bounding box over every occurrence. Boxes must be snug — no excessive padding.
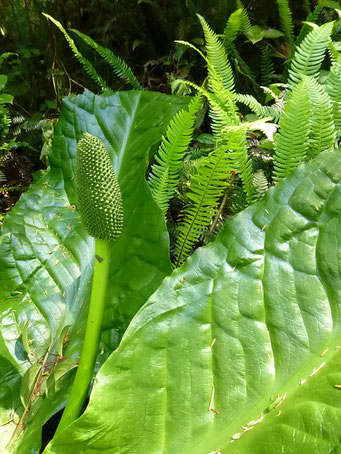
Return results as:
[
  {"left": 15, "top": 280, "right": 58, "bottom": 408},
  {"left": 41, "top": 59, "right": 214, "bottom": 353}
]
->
[{"left": 55, "top": 133, "right": 123, "bottom": 435}]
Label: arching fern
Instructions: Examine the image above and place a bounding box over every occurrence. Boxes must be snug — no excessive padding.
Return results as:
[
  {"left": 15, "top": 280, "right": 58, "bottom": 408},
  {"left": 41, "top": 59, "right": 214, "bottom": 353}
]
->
[
  {"left": 43, "top": 14, "right": 109, "bottom": 91},
  {"left": 43, "top": 14, "right": 141, "bottom": 91},
  {"left": 197, "top": 14, "right": 235, "bottom": 92},
  {"left": 70, "top": 29, "right": 142, "bottom": 90}
]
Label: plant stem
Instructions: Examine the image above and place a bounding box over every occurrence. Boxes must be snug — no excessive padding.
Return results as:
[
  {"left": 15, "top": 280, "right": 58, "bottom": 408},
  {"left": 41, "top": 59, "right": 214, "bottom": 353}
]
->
[{"left": 54, "top": 238, "right": 110, "bottom": 435}]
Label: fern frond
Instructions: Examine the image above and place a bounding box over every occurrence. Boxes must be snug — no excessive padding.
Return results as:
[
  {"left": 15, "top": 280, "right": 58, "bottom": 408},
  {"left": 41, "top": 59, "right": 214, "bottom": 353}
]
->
[
  {"left": 253, "top": 169, "right": 269, "bottom": 199},
  {"left": 236, "top": 0, "right": 251, "bottom": 32},
  {"left": 180, "top": 79, "right": 239, "bottom": 134},
  {"left": 0, "top": 170, "right": 6, "bottom": 183},
  {"left": 174, "top": 40, "right": 208, "bottom": 63},
  {"left": 207, "top": 78, "right": 239, "bottom": 137},
  {"left": 276, "top": 0, "right": 295, "bottom": 47},
  {"left": 261, "top": 44, "right": 275, "bottom": 87},
  {"left": 273, "top": 78, "right": 310, "bottom": 182},
  {"left": 288, "top": 22, "right": 334, "bottom": 89},
  {"left": 223, "top": 9, "right": 243, "bottom": 48},
  {"left": 70, "top": 29, "right": 142, "bottom": 90},
  {"left": 296, "top": 2, "right": 323, "bottom": 45},
  {"left": 43, "top": 14, "right": 109, "bottom": 91},
  {"left": 306, "top": 76, "right": 336, "bottom": 158},
  {"left": 229, "top": 44, "right": 260, "bottom": 94},
  {"left": 233, "top": 93, "right": 282, "bottom": 122},
  {"left": 327, "top": 38, "right": 340, "bottom": 65},
  {"left": 175, "top": 145, "right": 235, "bottom": 265},
  {"left": 302, "top": 0, "right": 311, "bottom": 15},
  {"left": 325, "top": 62, "right": 341, "bottom": 138},
  {"left": 179, "top": 156, "right": 206, "bottom": 182},
  {"left": 197, "top": 14, "right": 235, "bottom": 92},
  {"left": 228, "top": 129, "right": 256, "bottom": 204},
  {"left": 148, "top": 94, "right": 203, "bottom": 215},
  {"left": 223, "top": 7, "right": 250, "bottom": 48}
]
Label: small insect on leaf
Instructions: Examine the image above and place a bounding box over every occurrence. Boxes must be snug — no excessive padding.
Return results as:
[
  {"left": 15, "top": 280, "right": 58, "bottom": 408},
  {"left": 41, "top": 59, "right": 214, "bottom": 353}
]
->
[
  {"left": 95, "top": 254, "right": 104, "bottom": 263},
  {"left": 320, "top": 347, "right": 328, "bottom": 357},
  {"left": 231, "top": 432, "right": 242, "bottom": 441}
]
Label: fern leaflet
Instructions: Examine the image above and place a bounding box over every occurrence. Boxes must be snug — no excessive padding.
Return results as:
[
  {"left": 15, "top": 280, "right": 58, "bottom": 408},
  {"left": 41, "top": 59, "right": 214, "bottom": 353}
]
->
[
  {"left": 148, "top": 94, "right": 202, "bottom": 215},
  {"left": 233, "top": 93, "right": 282, "bottom": 122},
  {"left": 70, "top": 29, "right": 142, "bottom": 90},
  {"left": 253, "top": 169, "right": 269, "bottom": 199}
]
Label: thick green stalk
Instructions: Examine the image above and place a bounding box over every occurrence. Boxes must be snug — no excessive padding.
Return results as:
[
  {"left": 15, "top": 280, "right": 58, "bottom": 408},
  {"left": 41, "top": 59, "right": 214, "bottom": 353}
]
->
[{"left": 55, "top": 238, "right": 110, "bottom": 434}]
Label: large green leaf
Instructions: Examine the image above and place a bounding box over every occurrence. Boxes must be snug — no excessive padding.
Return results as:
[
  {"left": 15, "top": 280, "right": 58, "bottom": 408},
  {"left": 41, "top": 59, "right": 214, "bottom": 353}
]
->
[
  {"left": 46, "top": 149, "right": 341, "bottom": 453},
  {"left": 0, "top": 89, "right": 188, "bottom": 452}
]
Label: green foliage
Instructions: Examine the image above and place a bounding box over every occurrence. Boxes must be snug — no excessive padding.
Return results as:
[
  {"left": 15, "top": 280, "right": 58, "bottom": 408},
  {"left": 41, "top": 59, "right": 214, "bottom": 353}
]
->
[
  {"left": 1, "top": 4, "right": 341, "bottom": 452},
  {"left": 44, "top": 148, "right": 341, "bottom": 454},
  {"left": 0, "top": 90, "right": 188, "bottom": 451}
]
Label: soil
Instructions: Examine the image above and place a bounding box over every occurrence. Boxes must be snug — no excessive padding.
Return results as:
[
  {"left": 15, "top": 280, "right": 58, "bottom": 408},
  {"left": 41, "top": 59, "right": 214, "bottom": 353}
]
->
[{"left": 0, "top": 148, "right": 44, "bottom": 218}]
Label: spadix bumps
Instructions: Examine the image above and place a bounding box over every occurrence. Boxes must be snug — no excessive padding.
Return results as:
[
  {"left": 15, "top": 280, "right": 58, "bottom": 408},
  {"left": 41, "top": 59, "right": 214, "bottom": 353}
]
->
[{"left": 75, "top": 133, "right": 123, "bottom": 240}]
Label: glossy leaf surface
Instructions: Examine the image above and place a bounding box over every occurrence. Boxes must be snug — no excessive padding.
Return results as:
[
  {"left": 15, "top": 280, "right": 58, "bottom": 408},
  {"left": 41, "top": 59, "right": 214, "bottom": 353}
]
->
[
  {"left": 0, "top": 89, "right": 188, "bottom": 452},
  {"left": 47, "top": 149, "right": 341, "bottom": 453}
]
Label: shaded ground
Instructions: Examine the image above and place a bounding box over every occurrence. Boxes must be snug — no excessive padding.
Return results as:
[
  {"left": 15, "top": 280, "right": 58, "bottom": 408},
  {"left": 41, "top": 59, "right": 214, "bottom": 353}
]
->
[{"left": 0, "top": 148, "right": 44, "bottom": 220}]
